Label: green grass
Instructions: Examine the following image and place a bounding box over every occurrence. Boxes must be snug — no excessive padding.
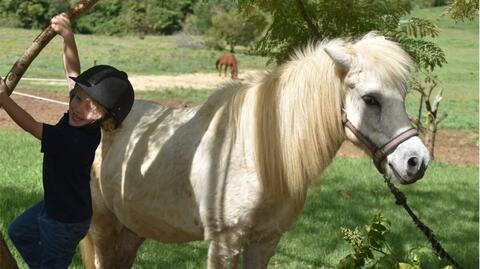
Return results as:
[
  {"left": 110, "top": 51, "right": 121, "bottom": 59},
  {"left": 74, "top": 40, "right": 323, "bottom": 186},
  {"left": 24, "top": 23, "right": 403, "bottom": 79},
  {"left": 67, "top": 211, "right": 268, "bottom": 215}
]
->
[
  {"left": 0, "top": 29, "right": 268, "bottom": 78},
  {"left": 406, "top": 93, "right": 479, "bottom": 130},
  {"left": 0, "top": 130, "right": 477, "bottom": 268},
  {"left": 1, "top": 7, "right": 477, "bottom": 130},
  {"left": 135, "top": 88, "right": 213, "bottom": 106},
  {"left": 411, "top": 7, "right": 478, "bottom": 100},
  {"left": 407, "top": 7, "right": 479, "bottom": 130}
]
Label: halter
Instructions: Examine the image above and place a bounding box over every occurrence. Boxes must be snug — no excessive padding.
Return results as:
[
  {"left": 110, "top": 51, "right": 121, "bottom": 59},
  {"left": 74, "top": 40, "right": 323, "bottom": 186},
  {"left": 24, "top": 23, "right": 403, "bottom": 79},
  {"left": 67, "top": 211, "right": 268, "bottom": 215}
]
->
[{"left": 341, "top": 112, "right": 419, "bottom": 174}]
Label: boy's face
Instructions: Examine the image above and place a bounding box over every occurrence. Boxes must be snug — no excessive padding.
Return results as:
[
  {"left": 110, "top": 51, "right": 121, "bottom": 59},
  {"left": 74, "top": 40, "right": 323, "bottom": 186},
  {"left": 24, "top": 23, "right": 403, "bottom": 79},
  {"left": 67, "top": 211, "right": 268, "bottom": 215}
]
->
[{"left": 68, "top": 88, "right": 103, "bottom": 127}]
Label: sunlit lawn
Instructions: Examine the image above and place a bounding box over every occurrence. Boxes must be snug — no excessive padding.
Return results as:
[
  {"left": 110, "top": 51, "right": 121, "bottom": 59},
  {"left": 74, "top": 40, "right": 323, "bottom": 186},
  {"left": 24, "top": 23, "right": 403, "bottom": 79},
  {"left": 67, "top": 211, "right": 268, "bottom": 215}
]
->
[
  {"left": 0, "top": 131, "right": 477, "bottom": 268},
  {"left": 0, "top": 7, "right": 477, "bottom": 268}
]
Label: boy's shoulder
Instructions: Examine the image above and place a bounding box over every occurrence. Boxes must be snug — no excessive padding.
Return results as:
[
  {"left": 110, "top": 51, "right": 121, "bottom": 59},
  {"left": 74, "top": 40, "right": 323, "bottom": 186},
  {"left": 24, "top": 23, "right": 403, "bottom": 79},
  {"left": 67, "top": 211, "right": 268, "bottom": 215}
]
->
[{"left": 42, "top": 113, "right": 101, "bottom": 156}]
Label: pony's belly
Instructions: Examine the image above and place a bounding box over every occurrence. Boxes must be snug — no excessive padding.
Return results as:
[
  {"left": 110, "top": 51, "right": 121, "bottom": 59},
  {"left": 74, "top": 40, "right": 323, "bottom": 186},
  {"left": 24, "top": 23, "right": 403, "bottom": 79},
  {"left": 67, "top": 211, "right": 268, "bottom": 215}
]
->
[
  {"left": 108, "top": 187, "right": 205, "bottom": 242},
  {"left": 120, "top": 211, "right": 204, "bottom": 243}
]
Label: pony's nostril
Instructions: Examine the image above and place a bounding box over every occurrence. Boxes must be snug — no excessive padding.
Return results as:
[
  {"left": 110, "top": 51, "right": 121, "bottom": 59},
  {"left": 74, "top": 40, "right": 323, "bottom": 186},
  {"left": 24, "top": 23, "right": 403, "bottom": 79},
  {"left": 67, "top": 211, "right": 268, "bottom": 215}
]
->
[
  {"left": 406, "top": 157, "right": 427, "bottom": 180},
  {"left": 407, "top": 157, "right": 418, "bottom": 168}
]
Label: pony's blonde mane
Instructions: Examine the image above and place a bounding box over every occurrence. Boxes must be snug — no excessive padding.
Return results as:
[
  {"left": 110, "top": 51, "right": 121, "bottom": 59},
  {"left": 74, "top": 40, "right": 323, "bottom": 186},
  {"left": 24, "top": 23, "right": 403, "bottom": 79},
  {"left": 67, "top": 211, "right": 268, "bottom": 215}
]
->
[
  {"left": 253, "top": 41, "right": 346, "bottom": 207},
  {"left": 206, "top": 33, "right": 414, "bottom": 208}
]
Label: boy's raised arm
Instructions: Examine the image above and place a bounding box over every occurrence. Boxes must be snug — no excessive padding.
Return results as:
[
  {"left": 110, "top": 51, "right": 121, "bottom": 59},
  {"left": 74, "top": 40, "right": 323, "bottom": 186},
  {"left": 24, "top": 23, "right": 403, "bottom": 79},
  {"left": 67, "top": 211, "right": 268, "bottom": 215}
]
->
[
  {"left": 0, "top": 79, "right": 43, "bottom": 140},
  {"left": 51, "top": 14, "right": 80, "bottom": 90}
]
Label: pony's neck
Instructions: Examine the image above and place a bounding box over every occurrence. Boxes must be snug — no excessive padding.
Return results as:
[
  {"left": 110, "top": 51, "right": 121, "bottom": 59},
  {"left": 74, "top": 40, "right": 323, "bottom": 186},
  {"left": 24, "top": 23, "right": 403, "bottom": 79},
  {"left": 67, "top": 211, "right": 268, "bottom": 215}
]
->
[{"left": 253, "top": 50, "right": 346, "bottom": 207}]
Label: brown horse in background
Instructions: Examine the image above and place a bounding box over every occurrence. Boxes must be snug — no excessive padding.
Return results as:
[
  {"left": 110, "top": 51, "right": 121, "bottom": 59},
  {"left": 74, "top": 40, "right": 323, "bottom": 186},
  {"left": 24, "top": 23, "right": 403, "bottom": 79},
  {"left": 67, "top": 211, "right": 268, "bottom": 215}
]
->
[{"left": 216, "top": 53, "right": 238, "bottom": 79}]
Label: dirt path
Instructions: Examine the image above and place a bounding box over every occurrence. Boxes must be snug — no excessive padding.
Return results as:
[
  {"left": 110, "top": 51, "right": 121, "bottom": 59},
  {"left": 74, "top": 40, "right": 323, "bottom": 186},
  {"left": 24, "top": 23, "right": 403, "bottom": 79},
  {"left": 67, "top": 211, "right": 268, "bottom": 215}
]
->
[
  {"left": 129, "top": 70, "right": 266, "bottom": 91},
  {"left": 2, "top": 76, "right": 478, "bottom": 167},
  {"left": 337, "top": 131, "right": 478, "bottom": 167},
  {"left": 22, "top": 70, "right": 266, "bottom": 91}
]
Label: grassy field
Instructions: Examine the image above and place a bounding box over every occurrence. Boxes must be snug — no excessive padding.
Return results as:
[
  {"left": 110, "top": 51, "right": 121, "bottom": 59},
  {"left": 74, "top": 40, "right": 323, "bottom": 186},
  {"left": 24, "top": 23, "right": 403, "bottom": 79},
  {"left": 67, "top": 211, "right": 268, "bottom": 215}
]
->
[
  {"left": 0, "top": 7, "right": 477, "bottom": 131},
  {"left": 406, "top": 7, "right": 479, "bottom": 130},
  {"left": 0, "top": 29, "right": 267, "bottom": 77},
  {"left": 0, "top": 6, "right": 477, "bottom": 269},
  {"left": 0, "top": 130, "right": 477, "bottom": 268}
]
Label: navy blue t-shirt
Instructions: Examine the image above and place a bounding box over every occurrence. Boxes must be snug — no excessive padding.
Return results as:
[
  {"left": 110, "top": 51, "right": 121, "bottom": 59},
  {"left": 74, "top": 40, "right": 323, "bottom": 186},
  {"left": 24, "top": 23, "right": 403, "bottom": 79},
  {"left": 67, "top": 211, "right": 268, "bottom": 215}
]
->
[{"left": 41, "top": 113, "right": 101, "bottom": 223}]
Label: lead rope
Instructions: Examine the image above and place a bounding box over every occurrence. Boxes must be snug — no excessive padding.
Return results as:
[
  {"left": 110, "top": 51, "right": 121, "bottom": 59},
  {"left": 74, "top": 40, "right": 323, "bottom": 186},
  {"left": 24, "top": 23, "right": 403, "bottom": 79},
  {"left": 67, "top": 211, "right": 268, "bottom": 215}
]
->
[
  {"left": 383, "top": 174, "right": 463, "bottom": 269},
  {"left": 341, "top": 110, "right": 463, "bottom": 268}
]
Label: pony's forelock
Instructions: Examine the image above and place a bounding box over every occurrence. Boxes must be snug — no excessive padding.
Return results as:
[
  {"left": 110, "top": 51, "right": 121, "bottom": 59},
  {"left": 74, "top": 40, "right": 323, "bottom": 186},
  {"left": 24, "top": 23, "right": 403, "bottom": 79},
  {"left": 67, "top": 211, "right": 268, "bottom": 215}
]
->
[{"left": 352, "top": 33, "right": 414, "bottom": 96}]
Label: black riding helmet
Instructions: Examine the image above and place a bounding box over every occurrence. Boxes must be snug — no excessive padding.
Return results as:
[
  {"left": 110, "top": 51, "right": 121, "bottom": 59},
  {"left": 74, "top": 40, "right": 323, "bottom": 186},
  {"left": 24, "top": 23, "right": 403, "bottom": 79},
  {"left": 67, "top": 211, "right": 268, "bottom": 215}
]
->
[{"left": 70, "top": 65, "right": 134, "bottom": 128}]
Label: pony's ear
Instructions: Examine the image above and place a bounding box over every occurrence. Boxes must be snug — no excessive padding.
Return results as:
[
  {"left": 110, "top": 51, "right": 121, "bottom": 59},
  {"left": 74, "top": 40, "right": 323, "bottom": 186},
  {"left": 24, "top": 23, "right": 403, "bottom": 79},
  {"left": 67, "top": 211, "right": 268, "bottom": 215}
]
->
[{"left": 324, "top": 46, "right": 353, "bottom": 71}]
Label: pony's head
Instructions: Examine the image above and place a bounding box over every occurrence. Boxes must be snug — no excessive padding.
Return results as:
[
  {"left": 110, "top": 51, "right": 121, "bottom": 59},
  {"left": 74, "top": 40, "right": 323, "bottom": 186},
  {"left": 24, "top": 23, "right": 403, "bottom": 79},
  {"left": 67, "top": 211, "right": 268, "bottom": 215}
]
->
[{"left": 325, "top": 33, "right": 430, "bottom": 184}]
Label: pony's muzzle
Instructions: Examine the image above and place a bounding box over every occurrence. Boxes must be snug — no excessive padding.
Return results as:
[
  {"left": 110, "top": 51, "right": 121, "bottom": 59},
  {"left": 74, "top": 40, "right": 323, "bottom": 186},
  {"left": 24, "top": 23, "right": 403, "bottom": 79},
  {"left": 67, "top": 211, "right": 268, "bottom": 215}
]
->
[{"left": 386, "top": 136, "right": 430, "bottom": 184}]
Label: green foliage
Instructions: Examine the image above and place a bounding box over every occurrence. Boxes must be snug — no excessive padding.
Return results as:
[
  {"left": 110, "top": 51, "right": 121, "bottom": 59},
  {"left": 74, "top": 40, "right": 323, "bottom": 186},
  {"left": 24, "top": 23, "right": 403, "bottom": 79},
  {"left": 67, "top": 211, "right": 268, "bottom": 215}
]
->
[
  {"left": 205, "top": 7, "right": 268, "bottom": 52},
  {"left": 183, "top": 0, "right": 236, "bottom": 34},
  {"left": 337, "top": 213, "right": 398, "bottom": 269},
  {"left": 399, "top": 17, "right": 439, "bottom": 38},
  {"left": 0, "top": 0, "right": 68, "bottom": 29},
  {"left": 74, "top": 0, "right": 123, "bottom": 34},
  {"left": 82, "top": 0, "right": 196, "bottom": 35},
  {"left": 143, "top": 0, "right": 196, "bottom": 34},
  {"left": 445, "top": 0, "right": 479, "bottom": 22},
  {"left": 239, "top": 0, "right": 413, "bottom": 63},
  {"left": 0, "top": 0, "right": 196, "bottom": 35},
  {"left": 391, "top": 16, "right": 447, "bottom": 71},
  {"left": 337, "top": 213, "right": 457, "bottom": 269},
  {"left": 397, "top": 36, "right": 446, "bottom": 71},
  {"left": 237, "top": 0, "right": 446, "bottom": 72}
]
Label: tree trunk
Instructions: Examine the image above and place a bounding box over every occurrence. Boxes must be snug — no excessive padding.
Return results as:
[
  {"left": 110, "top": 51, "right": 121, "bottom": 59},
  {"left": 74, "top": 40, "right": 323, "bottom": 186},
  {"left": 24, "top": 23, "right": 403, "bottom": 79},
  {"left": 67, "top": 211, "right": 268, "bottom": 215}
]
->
[
  {"left": 0, "top": 1, "right": 100, "bottom": 267},
  {"left": 0, "top": 232, "right": 18, "bottom": 269}
]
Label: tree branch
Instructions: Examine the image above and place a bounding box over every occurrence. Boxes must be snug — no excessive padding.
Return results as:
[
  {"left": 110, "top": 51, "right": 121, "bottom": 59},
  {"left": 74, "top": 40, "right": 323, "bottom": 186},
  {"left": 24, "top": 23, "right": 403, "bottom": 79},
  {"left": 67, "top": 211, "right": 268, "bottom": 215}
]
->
[
  {"left": 0, "top": 232, "right": 18, "bottom": 269},
  {"left": 432, "top": 88, "right": 443, "bottom": 113},
  {"left": 408, "top": 115, "right": 426, "bottom": 132},
  {"left": 295, "top": 0, "right": 321, "bottom": 39},
  {"left": 436, "top": 112, "right": 448, "bottom": 124},
  {"left": 2, "top": 0, "right": 100, "bottom": 95}
]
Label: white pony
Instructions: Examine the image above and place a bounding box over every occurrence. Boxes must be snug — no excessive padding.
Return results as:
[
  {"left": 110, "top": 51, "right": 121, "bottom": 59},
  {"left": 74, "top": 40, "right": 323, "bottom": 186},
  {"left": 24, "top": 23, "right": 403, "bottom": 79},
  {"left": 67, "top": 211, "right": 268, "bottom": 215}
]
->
[{"left": 82, "top": 33, "right": 430, "bottom": 269}]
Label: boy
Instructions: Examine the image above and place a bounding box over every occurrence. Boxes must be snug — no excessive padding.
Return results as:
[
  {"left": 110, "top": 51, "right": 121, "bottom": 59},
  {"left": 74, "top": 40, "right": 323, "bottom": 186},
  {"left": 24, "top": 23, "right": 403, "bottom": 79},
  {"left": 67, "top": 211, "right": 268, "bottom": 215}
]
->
[{"left": 0, "top": 14, "right": 134, "bottom": 268}]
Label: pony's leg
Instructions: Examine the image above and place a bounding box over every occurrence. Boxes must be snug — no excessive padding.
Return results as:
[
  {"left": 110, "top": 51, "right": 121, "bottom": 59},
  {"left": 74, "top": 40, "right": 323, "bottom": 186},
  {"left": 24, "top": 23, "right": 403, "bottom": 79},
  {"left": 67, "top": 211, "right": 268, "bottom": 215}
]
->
[
  {"left": 84, "top": 178, "right": 120, "bottom": 269},
  {"left": 114, "top": 227, "right": 145, "bottom": 269},
  {"left": 223, "top": 64, "right": 228, "bottom": 77},
  {"left": 88, "top": 206, "right": 119, "bottom": 269},
  {"left": 80, "top": 232, "right": 96, "bottom": 269},
  {"left": 241, "top": 233, "right": 282, "bottom": 269},
  {"left": 207, "top": 231, "right": 244, "bottom": 269}
]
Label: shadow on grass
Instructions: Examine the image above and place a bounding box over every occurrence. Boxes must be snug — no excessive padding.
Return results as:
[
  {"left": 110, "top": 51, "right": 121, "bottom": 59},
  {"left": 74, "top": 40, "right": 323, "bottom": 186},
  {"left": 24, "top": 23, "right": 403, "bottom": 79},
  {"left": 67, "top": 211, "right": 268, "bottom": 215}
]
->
[
  {"left": 267, "top": 159, "right": 478, "bottom": 269},
  {"left": 106, "top": 170, "right": 477, "bottom": 269},
  {"left": 0, "top": 185, "right": 42, "bottom": 268},
  {"left": 4, "top": 157, "right": 469, "bottom": 269},
  {"left": 0, "top": 186, "right": 42, "bottom": 228},
  {"left": 132, "top": 242, "right": 208, "bottom": 268}
]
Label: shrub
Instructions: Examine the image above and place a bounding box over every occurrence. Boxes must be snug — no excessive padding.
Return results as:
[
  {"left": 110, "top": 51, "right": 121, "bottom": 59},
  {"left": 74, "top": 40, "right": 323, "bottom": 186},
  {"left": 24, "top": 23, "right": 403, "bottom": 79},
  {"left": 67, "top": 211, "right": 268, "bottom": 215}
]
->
[{"left": 337, "top": 213, "right": 455, "bottom": 269}]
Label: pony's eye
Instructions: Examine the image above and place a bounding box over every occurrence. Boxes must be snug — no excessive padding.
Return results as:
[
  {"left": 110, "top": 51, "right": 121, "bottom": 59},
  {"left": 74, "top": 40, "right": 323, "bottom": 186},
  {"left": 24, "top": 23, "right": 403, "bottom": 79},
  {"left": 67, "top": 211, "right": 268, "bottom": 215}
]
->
[{"left": 362, "top": 95, "right": 380, "bottom": 106}]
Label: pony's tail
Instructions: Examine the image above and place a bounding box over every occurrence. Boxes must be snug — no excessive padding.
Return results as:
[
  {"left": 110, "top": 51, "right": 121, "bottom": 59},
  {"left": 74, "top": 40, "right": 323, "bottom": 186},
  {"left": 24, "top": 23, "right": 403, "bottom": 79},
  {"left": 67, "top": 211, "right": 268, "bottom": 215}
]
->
[
  {"left": 215, "top": 59, "right": 220, "bottom": 70},
  {"left": 80, "top": 232, "right": 96, "bottom": 269}
]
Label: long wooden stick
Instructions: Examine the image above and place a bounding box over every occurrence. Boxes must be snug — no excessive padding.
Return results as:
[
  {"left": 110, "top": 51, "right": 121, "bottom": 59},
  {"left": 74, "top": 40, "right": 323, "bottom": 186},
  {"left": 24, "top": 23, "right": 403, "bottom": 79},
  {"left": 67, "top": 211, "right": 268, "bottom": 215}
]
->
[
  {"left": 3, "top": 0, "right": 100, "bottom": 94},
  {"left": 0, "top": 1, "right": 100, "bottom": 268},
  {"left": 0, "top": 233, "right": 18, "bottom": 269}
]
